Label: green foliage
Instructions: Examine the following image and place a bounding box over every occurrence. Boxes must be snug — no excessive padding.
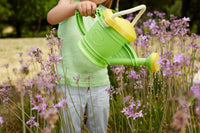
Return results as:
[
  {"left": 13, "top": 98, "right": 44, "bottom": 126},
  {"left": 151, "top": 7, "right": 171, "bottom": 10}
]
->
[
  {"left": 0, "top": 0, "right": 58, "bottom": 37},
  {"left": 0, "top": 0, "right": 11, "bottom": 21},
  {"left": 166, "top": 0, "right": 182, "bottom": 17}
]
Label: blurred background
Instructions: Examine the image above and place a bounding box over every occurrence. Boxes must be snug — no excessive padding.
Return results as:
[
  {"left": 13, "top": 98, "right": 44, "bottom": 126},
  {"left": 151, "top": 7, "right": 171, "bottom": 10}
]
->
[{"left": 0, "top": 0, "right": 199, "bottom": 38}]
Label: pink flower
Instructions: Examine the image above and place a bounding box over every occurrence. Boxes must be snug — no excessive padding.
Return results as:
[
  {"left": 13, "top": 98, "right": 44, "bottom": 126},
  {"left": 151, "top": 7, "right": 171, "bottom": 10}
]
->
[
  {"left": 3, "top": 98, "right": 8, "bottom": 102},
  {"left": 170, "top": 110, "right": 189, "bottom": 131},
  {"left": 132, "top": 110, "right": 143, "bottom": 120},
  {"left": 2, "top": 64, "right": 9, "bottom": 68},
  {"left": 124, "top": 96, "right": 131, "bottom": 103},
  {"left": 191, "top": 86, "right": 200, "bottom": 100},
  {"left": 0, "top": 116, "right": 3, "bottom": 125},
  {"left": 18, "top": 52, "right": 23, "bottom": 57},
  {"left": 147, "top": 12, "right": 153, "bottom": 17},
  {"left": 182, "top": 17, "right": 190, "bottom": 22},
  {"left": 54, "top": 99, "right": 68, "bottom": 108},
  {"left": 129, "top": 70, "right": 139, "bottom": 79},
  {"left": 121, "top": 99, "right": 143, "bottom": 120},
  {"left": 26, "top": 117, "right": 39, "bottom": 127},
  {"left": 173, "top": 53, "right": 184, "bottom": 64}
]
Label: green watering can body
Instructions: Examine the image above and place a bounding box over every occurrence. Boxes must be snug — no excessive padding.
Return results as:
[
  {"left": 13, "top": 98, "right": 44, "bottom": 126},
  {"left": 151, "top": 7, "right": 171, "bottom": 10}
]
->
[{"left": 76, "top": 5, "right": 160, "bottom": 72}]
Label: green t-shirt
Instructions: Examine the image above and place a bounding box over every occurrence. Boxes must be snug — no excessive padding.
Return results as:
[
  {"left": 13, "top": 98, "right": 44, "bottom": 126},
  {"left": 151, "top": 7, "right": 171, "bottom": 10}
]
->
[{"left": 57, "top": 4, "right": 110, "bottom": 87}]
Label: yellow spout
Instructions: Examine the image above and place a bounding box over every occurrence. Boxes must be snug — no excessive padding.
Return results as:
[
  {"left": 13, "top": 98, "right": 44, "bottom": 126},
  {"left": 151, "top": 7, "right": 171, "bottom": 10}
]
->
[{"left": 150, "top": 53, "right": 160, "bottom": 72}]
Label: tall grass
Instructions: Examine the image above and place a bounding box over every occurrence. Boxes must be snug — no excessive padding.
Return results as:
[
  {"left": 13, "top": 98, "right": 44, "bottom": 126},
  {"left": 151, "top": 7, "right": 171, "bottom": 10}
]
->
[
  {"left": 108, "top": 11, "right": 200, "bottom": 133},
  {"left": 0, "top": 11, "right": 200, "bottom": 133}
]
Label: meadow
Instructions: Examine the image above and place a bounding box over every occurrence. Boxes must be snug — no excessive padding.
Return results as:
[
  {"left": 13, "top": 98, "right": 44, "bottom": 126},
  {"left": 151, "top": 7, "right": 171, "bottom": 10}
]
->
[
  {"left": 0, "top": 11, "right": 200, "bottom": 133},
  {"left": 0, "top": 38, "right": 49, "bottom": 82}
]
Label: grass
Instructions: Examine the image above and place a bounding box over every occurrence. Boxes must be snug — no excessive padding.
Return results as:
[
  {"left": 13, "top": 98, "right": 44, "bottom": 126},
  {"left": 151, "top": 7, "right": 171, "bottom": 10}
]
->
[
  {"left": 0, "top": 35, "right": 200, "bottom": 132},
  {"left": 0, "top": 38, "right": 49, "bottom": 84},
  {"left": 0, "top": 37, "right": 199, "bottom": 84},
  {"left": 0, "top": 37, "right": 52, "bottom": 132}
]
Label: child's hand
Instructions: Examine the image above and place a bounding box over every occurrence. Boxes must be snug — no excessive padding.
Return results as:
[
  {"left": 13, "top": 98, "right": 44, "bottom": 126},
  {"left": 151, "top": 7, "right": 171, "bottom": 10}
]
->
[{"left": 76, "top": 1, "right": 97, "bottom": 18}]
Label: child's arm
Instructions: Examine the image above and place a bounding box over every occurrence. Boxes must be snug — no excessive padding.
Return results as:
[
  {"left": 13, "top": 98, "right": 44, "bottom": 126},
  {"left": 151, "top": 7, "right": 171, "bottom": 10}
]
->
[{"left": 47, "top": 0, "right": 97, "bottom": 25}]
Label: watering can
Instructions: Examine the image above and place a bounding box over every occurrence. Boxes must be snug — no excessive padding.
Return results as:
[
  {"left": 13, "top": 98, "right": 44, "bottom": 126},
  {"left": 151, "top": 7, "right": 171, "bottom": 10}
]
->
[{"left": 75, "top": 5, "right": 160, "bottom": 72}]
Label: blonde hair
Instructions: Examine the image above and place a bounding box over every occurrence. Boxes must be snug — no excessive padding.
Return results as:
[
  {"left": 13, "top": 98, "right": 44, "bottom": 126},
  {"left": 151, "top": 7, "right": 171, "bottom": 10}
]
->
[{"left": 102, "top": 0, "right": 113, "bottom": 8}]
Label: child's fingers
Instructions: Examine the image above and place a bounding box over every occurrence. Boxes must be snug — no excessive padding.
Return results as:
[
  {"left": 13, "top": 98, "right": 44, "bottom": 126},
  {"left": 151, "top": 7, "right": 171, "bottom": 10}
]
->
[
  {"left": 86, "top": 4, "right": 92, "bottom": 16},
  {"left": 77, "top": 1, "right": 97, "bottom": 17},
  {"left": 77, "top": 2, "right": 86, "bottom": 16},
  {"left": 86, "top": 3, "right": 96, "bottom": 16},
  {"left": 81, "top": 3, "right": 87, "bottom": 16},
  {"left": 91, "top": 3, "right": 97, "bottom": 14}
]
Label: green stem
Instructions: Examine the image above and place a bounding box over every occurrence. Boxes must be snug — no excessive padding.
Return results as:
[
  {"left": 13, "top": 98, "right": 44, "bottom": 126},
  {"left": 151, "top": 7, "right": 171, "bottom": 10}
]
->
[
  {"left": 5, "top": 104, "right": 34, "bottom": 133},
  {"left": 89, "top": 88, "right": 98, "bottom": 133},
  {"left": 111, "top": 99, "right": 117, "bottom": 132},
  {"left": 120, "top": 71, "right": 133, "bottom": 132},
  {"left": 21, "top": 92, "right": 26, "bottom": 133}
]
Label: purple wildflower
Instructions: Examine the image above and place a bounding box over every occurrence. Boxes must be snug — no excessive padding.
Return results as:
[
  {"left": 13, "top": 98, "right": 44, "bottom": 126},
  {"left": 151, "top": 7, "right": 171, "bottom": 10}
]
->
[
  {"left": 24, "top": 80, "right": 33, "bottom": 88},
  {"left": 182, "top": 17, "right": 190, "bottom": 22},
  {"left": 160, "top": 19, "right": 170, "bottom": 27},
  {"left": 18, "top": 59, "right": 23, "bottom": 64},
  {"left": 41, "top": 108, "right": 58, "bottom": 125},
  {"left": 49, "top": 54, "right": 62, "bottom": 64},
  {"left": 20, "top": 64, "right": 29, "bottom": 75},
  {"left": 149, "top": 19, "right": 158, "bottom": 29},
  {"left": 0, "top": 88, "right": 7, "bottom": 95},
  {"left": 173, "top": 53, "right": 184, "bottom": 64},
  {"left": 114, "top": 66, "right": 125, "bottom": 75},
  {"left": 15, "top": 80, "right": 25, "bottom": 92},
  {"left": 73, "top": 74, "right": 80, "bottom": 84},
  {"left": 135, "top": 26, "right": 143, "bottom": 35},
  {"left": 116, "top": 87, "right": 123, "bottom": 94},
  {"left": 124, "top": 96, "right": 131, "bottom": 103},
  {"left": 26, "top": 117, "right": 39, "bottom": 127},
  {"left": 35, "top": 94, "right": 42, "bottom": 102},
  {"left": 121, "top": 99, "right": 143, "bottom": 120},
  {"left": 193, "top": 70, "right": 200, "bottom": 84},
  {"left": 194, "top": 80, "right": 200, "bottom": 85},
  {"left": 31, "top": 96, "right": 47, "bottom": 112},
  {"left": 188, "top": 43, "right": 200, "bottom": 49},
  {"left": 174, "top": 41, "right": 182, "bottom": 46},
  {"left": 195, "top": 105, "right": 200, "bottom": 117},
  {"left": 3, "top": 97, "right": 9, "bottom": 102},
  {"left": 2, "top": 64, "right": 9, "bottom": 68},
  {"left": 0, "top": 116, "right": 3, "bottom": 125},
  {"left": 18, "top": 52, "right": 23, "bottom": 57},
  {"left": 126, "top": 14, "right": 133, "bottom": 21},
  {"left": 28, "top": 47, "right": 43, "bottom": 62},
  {"left": 129, "top": 70, "right": 139, "bottom": 79},
  {"left": 147, "top": 12, "right": 153, "bottom": 17},
  {"left": 170, "top": 110, "right": 189, "bottom": 131},
  {"left": 54, "top": 99, "right": 68, "bottom": 108},
  {"left": 154, "top": 11, "right": 166, "bottom": 18},
  {"left": 2, "top": 81, "right": 9, "bottom": 87},
  {"left": 30, "top": 97, "right": 36, "bottom": 106},
  {"left": 135, "top": 34, "right": 152, "bottom": 48},
  {"left": 170, "top": 14, "right": 178, "bottom": 20},
  {"left": 32, "top": 103, "right": 47, "bottom": 112},
  {"left": 191, "top": 86, "right": 200, "bottom": 100},
  {"left": 105, "top": 86, "right": 115, "bottom": 99},
  {"left": 132, "top": 110, "right": 143, "bottom": 120},
  {"left": 46, "top": 28, "right": 63, "bottom": 49}
]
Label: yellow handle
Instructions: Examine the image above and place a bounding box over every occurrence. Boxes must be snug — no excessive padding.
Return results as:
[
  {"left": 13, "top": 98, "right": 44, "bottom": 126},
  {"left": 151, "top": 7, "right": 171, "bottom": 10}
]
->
[{"left": 111, "top": 5, "right": 146, "bottom": 26}]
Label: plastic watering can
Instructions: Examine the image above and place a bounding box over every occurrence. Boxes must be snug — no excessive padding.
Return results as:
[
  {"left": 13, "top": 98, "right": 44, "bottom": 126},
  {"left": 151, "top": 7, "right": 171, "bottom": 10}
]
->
[{"left": 75, "top": 5, "right": 160, "bottom": 72}]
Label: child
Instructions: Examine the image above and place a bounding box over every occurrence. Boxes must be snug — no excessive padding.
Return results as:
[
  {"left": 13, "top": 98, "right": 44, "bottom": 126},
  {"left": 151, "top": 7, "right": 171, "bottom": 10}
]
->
[{"left": 47, "top": 0, "right": 113, "bottom": 132}]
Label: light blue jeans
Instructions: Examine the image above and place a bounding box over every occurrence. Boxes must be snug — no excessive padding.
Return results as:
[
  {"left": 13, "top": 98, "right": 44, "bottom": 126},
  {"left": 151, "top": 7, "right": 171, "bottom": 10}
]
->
[{"left": 57, "top": 85, "right": 110, "bottom": 133}]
